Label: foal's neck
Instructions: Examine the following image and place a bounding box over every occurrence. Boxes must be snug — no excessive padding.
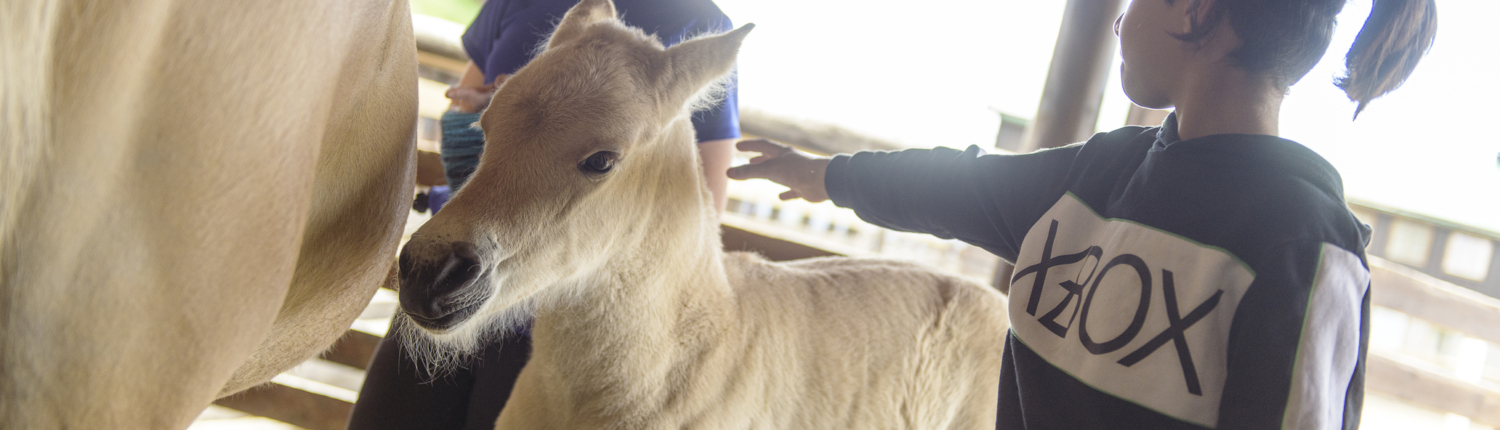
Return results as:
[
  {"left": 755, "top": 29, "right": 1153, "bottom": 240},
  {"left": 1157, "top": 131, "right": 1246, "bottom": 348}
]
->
[{"left": 532, "top": 121, "right": 735, "bottom": 393}]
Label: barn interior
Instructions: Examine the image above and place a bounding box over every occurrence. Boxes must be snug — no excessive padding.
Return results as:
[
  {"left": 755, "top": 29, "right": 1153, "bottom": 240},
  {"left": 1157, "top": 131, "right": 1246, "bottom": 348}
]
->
[{"left": 190, "top": 1, "right": 1500, "bottom": 429}]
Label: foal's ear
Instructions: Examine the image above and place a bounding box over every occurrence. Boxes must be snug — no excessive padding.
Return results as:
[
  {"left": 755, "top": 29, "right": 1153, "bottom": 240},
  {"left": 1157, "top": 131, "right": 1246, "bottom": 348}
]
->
[
  {"left": 659, "top": 23, "right": 754, "bottom": 108},
  {"left": 547, "top": 0, "right": 618, "bottom": 50}
]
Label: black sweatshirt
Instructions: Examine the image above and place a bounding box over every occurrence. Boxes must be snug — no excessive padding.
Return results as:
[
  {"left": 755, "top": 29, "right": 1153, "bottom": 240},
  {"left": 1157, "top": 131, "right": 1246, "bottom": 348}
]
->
[{"left": 825, "top": 114, "right": 1371, "bottom": 430}]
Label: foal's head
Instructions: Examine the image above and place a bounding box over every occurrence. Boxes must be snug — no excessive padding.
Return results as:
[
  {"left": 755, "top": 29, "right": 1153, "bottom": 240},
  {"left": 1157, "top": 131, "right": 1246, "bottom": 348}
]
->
[{"left": 395, "top": 0, "right": 751, "bottom": 361}]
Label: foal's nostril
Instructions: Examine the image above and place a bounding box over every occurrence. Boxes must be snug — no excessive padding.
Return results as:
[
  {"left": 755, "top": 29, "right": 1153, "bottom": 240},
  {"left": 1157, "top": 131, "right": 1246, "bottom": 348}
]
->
[
  {"left": 452, "top": 241, "right": 480, "bottom": 266},
  {"left": 435, "top": 241, "right": 483, "bottom": 298},
  {"left": 400, "top": 241, "right": 486, "bottom": 322}
]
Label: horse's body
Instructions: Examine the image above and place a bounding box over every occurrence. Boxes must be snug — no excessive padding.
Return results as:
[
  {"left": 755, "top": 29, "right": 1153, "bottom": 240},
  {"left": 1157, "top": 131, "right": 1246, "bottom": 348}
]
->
[
  {"left": 394, "top": 0, "right": 1008, "bottom": 428},
  {"left": 1, "top": 0, "right": 417, "bottom": 428}
]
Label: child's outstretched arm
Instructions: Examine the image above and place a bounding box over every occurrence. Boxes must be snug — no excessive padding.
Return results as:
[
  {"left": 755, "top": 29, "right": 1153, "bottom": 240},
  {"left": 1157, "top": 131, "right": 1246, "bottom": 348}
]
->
[{"left": 728, "top": 136, "right": 1091, "bottom": 262}]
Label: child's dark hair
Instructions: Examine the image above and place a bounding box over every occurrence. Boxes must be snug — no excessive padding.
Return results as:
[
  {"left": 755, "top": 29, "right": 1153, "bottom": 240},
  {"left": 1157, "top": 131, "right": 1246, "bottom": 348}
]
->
[{"left": 1170, "top": 0, "right": 1437, "bottom": 117}]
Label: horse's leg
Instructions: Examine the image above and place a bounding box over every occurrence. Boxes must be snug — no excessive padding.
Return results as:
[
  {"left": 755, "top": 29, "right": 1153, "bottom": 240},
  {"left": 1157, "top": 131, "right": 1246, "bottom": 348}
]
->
[{"left": 493, "top": 356, "right": 564, "bottom": 430}]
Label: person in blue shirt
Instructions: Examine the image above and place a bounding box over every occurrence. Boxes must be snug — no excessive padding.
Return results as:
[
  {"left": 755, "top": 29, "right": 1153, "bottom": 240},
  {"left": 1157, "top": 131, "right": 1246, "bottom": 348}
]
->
[
  {"left": 349, "top": 1, "right": 740, "bottom": 429},
  {"left": 729, "top": 0, "right": 1435, "bottom": 428},
  {"left": 439, "top": 0, "right": 740, "bottom": 208}
]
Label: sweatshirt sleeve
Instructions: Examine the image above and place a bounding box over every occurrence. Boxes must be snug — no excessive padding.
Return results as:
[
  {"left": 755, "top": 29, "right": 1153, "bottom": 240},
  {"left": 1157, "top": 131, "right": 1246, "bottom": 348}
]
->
[
  {"left": 1217, "top": 240, "right": 1370, "bottom": 430},
  {"left": 823, "top": 144, "right": 1081, "bottom": 261}
]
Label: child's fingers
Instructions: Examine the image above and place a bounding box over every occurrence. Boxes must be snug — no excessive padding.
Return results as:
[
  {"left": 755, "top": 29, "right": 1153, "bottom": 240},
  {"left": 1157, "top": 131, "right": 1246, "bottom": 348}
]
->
[
  {"left": 726, "top": 164, "right": 765, "bottom": 180},
  {"left": 735, "top": 138, "right": 789, "bottom": 156},
  {"left": 779, "top": 190, "right": 801, "bottom": 201},
  {"left": 730, "top": 162, "right": 799, "bottom": 185}
]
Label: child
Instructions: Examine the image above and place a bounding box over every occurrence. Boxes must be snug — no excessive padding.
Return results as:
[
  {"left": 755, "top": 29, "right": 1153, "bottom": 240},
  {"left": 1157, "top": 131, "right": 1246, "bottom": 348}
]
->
[{"left": 728, "top": 0, "right": 1436, "bottom": 428}]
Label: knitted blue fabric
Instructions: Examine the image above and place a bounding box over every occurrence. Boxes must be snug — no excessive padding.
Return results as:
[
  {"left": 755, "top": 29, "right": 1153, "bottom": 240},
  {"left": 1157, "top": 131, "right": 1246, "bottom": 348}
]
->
[{"left": 439, "top": 110, "right": 486, "bottom": 192}]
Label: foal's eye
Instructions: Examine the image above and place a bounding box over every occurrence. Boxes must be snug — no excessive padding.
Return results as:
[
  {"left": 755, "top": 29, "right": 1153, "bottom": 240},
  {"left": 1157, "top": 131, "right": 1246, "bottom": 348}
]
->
[{"left": 578, "top": 151, "right": 617, "bottom": 175}]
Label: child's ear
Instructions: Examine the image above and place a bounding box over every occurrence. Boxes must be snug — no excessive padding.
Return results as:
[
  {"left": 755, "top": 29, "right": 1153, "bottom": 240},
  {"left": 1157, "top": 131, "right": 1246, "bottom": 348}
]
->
[
  {"left": 1179, "top": 0, "right": 1217, "bottom": 34},
  {"left": 547, "top": 0, "right": 617, "bottom": 50}
]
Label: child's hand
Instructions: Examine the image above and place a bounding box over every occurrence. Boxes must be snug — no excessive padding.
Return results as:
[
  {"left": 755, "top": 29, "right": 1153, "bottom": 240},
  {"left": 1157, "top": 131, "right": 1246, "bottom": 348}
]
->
[
  {"left": 445, "top": 86, "right": 495, "bottom": 113},
  {"left": 726, "top": 139, "right": 832, "bottom": 202},
  {"left": 445, "top": 74, "right": 509, "bottom": 113}
]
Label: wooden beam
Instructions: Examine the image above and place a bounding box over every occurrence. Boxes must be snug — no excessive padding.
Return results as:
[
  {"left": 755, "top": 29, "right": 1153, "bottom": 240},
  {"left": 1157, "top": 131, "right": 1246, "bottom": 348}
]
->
[
  {"left": 720, "top": 217, "right": 848, "bottom": 262},
  {"left": 416, "top": 149, "right": 448, "bottom": 187},
  {"left": 412, "top": 15, "right": 468, "bottom": 63},
  {"left": 1023, "top": 0, "right": 1127, "bottom": 151},
  {"left": 320, "top": 329, "right": 383, "bottom": 371},
  {"left": 1366, "top": 352, "right": 1500, "bottom": 427},
  {"left": 1369, "top": 257, "right": 1500, "bottom": 346},
  {"left": 416, "top": 50, "right": 468, "bottom": 75},
  {"left": 739, "top": 109, "right": 905, "bottom": 156},
  {"left": 412, "top": 15, "right": 469, "bottom": 76},
  {"left": 214, "top": 375, "right": 355, "bottom": 430}
]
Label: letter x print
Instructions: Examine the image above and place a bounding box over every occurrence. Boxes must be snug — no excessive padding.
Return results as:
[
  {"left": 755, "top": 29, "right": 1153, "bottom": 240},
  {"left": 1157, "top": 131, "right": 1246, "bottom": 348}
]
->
[{"left": 1117, "top": 269, "right": 1223, "bottom": 396}]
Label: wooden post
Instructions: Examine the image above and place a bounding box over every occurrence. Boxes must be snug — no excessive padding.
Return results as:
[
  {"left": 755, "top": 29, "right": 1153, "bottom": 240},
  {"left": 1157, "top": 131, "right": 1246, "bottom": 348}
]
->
[
  {"left": 1021, "top": 0, "right": 1128, "bottom": 152},
  {"left": 998, "top": 0, "right": 1126, "bottom": 291}
]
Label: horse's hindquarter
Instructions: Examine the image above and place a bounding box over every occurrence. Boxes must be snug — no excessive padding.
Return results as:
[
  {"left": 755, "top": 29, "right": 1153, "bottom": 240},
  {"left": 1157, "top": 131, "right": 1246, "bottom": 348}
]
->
[
  {"left": 0, "top": 0, "right": 415, "bottom": 427},
  {"left": 730, "top": 255, "right": 1009, "bottom": 428}
]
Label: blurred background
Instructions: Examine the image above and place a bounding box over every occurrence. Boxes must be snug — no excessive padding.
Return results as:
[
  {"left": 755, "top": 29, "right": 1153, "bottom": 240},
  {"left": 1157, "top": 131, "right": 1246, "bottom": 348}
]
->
[{"left": 194, "top": 1, "right": 1500, "bottom": 429}]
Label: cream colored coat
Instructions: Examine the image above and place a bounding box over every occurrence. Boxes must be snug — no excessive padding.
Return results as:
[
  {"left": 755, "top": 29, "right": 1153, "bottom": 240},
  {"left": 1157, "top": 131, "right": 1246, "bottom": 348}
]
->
[
  {"left": 1, "top": 0, "right": 417, "bottom": 428},
  {"left": 393, "top": 1, "right": 1010, "bottom": 428}
]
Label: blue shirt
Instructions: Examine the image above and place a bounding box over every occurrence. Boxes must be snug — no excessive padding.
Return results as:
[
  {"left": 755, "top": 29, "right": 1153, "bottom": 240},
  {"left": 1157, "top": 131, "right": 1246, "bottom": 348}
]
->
[{"left": 462, "top": 0, "right": 741, "bottom": 142}]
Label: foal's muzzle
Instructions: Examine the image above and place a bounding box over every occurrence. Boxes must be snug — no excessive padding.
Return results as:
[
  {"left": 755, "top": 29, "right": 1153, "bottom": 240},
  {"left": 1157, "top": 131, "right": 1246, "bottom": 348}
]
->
[{"left": 398, "top": 240, "right": 487, "bottom": 331}]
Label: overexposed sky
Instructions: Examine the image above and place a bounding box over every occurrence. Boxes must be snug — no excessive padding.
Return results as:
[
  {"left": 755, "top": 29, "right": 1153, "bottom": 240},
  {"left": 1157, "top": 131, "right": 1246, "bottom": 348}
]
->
[
  {"left": 715, "top": 0, "right": 1499, "bottom": 233},
  {"left": 716, "top": 0, "right": 1067, "bottom": 148}
]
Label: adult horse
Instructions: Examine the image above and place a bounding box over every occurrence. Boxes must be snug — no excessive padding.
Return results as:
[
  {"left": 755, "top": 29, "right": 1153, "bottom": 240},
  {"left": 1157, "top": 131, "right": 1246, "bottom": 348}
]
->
[
  {"left": 1, "top": 0, "right": 416, "bottom": 428},
  {"left": 394, "top": 0, "right": 1009, "bottom": 427}
]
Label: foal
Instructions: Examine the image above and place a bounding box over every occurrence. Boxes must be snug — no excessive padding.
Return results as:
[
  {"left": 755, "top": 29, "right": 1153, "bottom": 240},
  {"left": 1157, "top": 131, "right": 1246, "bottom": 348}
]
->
[{"left": 396, "top": 0, "right": 1008, "bottom": 428}]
